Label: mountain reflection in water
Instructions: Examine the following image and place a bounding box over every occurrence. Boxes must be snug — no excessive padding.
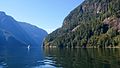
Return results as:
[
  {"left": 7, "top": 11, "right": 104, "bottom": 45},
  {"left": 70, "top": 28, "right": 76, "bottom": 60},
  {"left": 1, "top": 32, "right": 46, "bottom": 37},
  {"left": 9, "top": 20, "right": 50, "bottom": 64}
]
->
[
  {"left": 44, "top": 48, "right": 120, "bottom": 68},
  {"left": 0, "top": 46, "right": 120, "bottom": 68},
  {"left": 0, "top": 45, "right": 55, "bottom": 68}
]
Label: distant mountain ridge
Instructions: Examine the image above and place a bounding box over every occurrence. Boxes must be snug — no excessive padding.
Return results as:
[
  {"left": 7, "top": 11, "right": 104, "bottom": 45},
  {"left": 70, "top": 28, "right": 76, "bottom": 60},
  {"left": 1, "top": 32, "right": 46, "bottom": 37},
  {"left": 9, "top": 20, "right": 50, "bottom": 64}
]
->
[
  {"left": 0, "top": 11, "right": 48, "bottom": 47},
  {"left": 44, "top": 0, "right": 120, "bottom": 48}
]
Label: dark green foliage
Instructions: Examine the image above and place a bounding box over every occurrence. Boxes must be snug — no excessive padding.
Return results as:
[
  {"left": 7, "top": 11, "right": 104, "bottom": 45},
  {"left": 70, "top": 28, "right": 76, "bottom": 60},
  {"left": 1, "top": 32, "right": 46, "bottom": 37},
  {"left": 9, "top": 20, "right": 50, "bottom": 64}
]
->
[{"left": 44, "top": 0, "right": 120, "bottom": 48}]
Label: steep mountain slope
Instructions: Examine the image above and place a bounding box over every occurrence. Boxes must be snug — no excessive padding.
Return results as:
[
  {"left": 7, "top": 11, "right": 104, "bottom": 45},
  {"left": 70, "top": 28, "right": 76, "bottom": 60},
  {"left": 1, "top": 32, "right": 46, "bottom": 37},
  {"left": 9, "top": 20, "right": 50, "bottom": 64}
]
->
[
  {"left": 0, "top": 29, "right": 26, "bottom": 48},
  {"left": 19, "top": 22, "right": 48, "bottom": 46},
  {"left": 0, "top": 11, "right": 48, "bottom": 47},
  {"left": 44, "top": 0, "right": 120, "bottom": 48}
]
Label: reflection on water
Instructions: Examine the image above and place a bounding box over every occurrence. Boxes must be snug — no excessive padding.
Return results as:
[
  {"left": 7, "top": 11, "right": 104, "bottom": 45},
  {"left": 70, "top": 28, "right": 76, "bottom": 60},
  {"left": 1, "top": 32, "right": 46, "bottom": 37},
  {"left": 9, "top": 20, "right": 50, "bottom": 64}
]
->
[
  {"left": 0, "top": 46, "right": 120, "bottom": 68},
  {"left": 44, "top": 48, "right": 120, "bottom": 68},
  {"left": 0, "top": 45, "right": 55, "bottom": 68}
]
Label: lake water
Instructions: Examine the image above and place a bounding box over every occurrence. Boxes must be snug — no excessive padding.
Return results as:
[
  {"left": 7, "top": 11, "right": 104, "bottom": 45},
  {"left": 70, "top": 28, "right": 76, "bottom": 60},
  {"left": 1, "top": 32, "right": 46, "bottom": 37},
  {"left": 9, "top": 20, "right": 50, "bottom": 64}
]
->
[{"left": 0, "top": 47, "right": 120, "bottom": 68}]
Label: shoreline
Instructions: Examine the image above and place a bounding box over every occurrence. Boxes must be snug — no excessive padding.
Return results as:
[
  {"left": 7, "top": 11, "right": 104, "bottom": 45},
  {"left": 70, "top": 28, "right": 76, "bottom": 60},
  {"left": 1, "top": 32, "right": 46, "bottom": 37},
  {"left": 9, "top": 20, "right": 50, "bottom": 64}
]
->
[{"left": 44, "top": 45, "right": 120, "bottom": 49}]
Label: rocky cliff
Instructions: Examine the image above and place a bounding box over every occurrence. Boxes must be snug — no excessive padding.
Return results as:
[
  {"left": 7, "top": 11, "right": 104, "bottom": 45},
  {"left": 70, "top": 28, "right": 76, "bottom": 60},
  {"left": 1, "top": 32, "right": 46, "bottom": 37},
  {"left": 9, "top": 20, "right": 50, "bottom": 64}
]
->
[{"left": 44, "top": 0, "right": 120, "bottom": 48}]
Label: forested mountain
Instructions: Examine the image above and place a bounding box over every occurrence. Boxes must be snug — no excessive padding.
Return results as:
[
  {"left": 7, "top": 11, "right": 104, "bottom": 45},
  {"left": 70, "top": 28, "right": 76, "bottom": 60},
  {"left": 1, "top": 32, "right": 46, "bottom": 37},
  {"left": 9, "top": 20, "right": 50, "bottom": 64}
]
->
[
  {"left": 44, "top": 0, "right": 120, "bottom": 48},
  {"left": 0, "top": 11, "right": 48, "bottom": 48},
  {"left": 0, "top": 29, "right": 26, "bottom": 48}
]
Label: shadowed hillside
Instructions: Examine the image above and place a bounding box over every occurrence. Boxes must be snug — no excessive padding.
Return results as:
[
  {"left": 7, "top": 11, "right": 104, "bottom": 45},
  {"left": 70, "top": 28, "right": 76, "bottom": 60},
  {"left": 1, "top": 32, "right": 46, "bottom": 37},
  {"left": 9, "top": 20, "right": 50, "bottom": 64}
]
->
[{"left": 0, "top": 11, "right": 48, "bottom": 48}]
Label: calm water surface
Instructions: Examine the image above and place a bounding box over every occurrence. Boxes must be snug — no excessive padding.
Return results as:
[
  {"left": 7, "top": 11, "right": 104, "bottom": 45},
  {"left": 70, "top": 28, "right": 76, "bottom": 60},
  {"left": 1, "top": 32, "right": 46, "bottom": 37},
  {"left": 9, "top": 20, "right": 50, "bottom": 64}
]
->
[{"left": 0, "top": 46, "right": 120, "bottom": 68}]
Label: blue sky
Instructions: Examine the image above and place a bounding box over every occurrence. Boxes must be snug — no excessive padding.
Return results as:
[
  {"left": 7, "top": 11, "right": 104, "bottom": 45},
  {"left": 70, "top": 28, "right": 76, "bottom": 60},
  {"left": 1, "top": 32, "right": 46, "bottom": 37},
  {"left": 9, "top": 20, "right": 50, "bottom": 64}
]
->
[{"left": 0, "top": 0, "right": 84, "bottom": 33}]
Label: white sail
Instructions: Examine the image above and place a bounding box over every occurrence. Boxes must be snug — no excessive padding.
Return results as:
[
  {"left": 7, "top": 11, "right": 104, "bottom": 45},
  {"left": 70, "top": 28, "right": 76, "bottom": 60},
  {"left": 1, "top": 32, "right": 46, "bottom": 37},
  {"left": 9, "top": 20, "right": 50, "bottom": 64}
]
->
[{"left": 27, "top": 45, "right": 30, "bottom": 50}]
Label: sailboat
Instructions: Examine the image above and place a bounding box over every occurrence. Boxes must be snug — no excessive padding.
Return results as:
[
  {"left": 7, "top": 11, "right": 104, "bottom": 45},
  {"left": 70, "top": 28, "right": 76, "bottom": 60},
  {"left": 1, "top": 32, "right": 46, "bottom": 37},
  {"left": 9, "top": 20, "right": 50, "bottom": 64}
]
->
[{"left": 27, "top": 45, "right": 30, "bottom": 50}]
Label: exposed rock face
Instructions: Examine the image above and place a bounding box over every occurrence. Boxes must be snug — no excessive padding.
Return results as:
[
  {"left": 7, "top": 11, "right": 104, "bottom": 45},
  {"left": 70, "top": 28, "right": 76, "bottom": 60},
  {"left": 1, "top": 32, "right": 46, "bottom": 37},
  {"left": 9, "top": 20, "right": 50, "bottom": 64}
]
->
[
  {"left": 103, "top": 17, "right": 120, "bottom": 32},
  {"left": 0, "top": 11, "right": 48, "bottom": 47},
  {"left": 44, "top": 0, "right": 120, "bottom": 48}
]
